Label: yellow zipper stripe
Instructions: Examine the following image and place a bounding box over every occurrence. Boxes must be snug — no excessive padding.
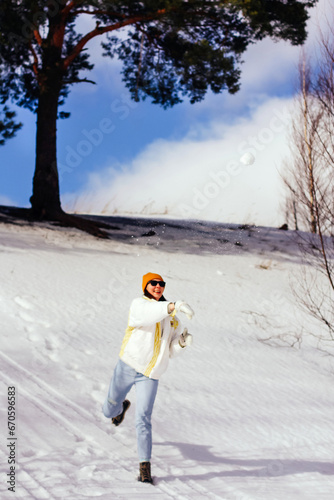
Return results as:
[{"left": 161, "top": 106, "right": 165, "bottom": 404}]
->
[
  {"left": 119, "top": 324, "right": 135, "bottom": 357},
  {"left": 144, "top": 322, "right": 161, "bottom": 377}
]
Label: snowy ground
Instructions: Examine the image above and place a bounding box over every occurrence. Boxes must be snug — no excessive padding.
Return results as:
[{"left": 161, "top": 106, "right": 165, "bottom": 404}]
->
[{"left": 0, "top": 216, "right": 333, "bottom": 499}]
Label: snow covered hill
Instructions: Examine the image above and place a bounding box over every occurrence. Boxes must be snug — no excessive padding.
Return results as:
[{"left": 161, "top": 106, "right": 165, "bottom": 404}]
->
[{"left": 0, "top": 217, "right": 333, "bottom": 499}]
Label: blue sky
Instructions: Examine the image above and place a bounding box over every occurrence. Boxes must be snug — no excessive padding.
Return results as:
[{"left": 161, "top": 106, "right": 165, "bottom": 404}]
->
[{"left": 0, "top": 0, "right": 328, "bottom": 226}]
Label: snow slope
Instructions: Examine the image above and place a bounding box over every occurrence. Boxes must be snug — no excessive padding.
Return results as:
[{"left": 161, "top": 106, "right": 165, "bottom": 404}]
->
[{"left": 0, "top": 217, "right": 333, "bottom": 500}]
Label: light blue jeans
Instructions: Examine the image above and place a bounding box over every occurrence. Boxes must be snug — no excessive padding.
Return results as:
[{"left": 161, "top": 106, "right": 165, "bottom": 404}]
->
[{"left": 102, "top": 359, "right": 159, "bottom": 462}]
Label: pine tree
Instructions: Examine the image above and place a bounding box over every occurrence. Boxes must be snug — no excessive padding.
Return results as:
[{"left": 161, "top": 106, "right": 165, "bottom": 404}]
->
[{"left": 0, "top": 0, "right": 318, "bottom": 234}]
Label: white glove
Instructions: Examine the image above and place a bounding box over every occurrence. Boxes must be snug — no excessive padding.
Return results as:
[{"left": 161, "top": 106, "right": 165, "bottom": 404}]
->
[
  {"left": 174, "top": 300, "right": 195, "bottom": 320},
  {"left": 179, "top": 327, "right": 193, "bottom": 347}
]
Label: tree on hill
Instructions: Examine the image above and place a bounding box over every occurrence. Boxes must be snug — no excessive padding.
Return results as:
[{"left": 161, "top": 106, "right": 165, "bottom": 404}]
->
[
  {"left": 0, "top": 0, "right": 318, "bottom": 236},
  {"left": 280, "top": 13, "right": 334, "bottom": 354},
  {"left": 282, "top": 56, "right": 323, "bottom": 234}
]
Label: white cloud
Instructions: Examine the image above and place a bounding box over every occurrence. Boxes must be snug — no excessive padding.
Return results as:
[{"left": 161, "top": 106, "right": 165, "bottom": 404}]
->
[
  {"left": 63, "top": 1, "right": 331, "bottom": 227},
  {"left": 63, "top": 96, "right": 294, "bottom": 227}
]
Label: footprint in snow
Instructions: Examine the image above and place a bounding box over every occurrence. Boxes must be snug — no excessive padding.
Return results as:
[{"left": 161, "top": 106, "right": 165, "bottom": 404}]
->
[
  {"left": 14, "top": 296, "right": 34, "bottom": 310},
  {"left": 92, "top": 382, "right": 105, "bottom": 391},
  {"left": 74, "top": 434, "right": 85, "bottom": 443},
  {"left": 75, "top": 464, "right": 97, "bottom": 480},
  {"left": 15, "top": 296, "right": 53, "bottom": 327},
  {"left": 21, "top": 448, "right": 36, "bottom": 458},
  {"left": 27, "top": 331, "right": 42, "bottom": 342},
  {"left": 19, "top": 310, "right": 35, "bottom": 323},
  {"left": 91, "top": 383, "right": 105, "bottom": 402},
  {"left": 47, "top": 351, "right": 59, "bottom": 363},
  {"left": 30, "top": 355, "right": 48, "bottom": 372},
  {"left": 19, "top": 309, "right": 51, "bottom": 328},
  {"left": 68, "top": 362, "right": 79, "bottom": 370},
  {"left": 45, "top": 335, "right": 62, "bottom": 351}
]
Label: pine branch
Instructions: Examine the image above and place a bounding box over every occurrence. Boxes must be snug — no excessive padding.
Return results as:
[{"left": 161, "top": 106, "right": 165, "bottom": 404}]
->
[
  {"left": 61, "top": 0, "right": 83, "bottom": 19},
  {"left": 63, "top": 8, "right": 170, "bottom": 70}
]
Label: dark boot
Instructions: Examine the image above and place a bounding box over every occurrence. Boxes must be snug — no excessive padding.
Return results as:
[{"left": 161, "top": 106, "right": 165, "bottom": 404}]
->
[
  {"left": 111, "top": 400, "right": 131, "bottom": 427},
  {"left": 138, "top": 461, "right": 153, "bottom": 484}
]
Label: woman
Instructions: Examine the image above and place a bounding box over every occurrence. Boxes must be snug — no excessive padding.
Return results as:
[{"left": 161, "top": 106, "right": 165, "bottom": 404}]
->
[{"left": 102, "top": 272, "right": 194, "bottom": 484}]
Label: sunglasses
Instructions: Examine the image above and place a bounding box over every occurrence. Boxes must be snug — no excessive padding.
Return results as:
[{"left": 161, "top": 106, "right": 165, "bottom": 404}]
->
[{"left": 149, "top": 280, "right": 166, "bottom": 287}]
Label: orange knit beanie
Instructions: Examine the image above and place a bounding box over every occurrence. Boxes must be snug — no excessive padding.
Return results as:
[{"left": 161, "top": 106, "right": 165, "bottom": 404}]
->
[{"left": 142, "top": 272, "right": 164, "bottom": 292}]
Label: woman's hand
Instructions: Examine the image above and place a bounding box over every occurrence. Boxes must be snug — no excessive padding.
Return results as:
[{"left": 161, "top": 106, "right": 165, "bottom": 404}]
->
[
  {"left": 168, "top": 302, "right": 175, "bottom": 314},
  {"left": 179, "top": 327, "right": 193, "bottom": 347},
  {"left": 174, "top": 301, "right": 195, "bottom": 319}
]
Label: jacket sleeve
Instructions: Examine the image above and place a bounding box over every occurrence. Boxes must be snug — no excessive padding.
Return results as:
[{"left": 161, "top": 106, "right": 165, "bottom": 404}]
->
[{"left": 128, "top": 297, "right": 170, "bottom": 327}]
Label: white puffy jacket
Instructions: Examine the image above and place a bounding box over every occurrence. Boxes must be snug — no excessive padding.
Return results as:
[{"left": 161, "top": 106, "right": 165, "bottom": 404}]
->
[{"left": 119, "top": 296, "right": 184, "bottom": 379}]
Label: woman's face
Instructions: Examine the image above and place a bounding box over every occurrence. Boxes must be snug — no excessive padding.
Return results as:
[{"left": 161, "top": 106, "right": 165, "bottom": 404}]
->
[{"left": 146, "top": 280, "right": 165, "bottom": 300}]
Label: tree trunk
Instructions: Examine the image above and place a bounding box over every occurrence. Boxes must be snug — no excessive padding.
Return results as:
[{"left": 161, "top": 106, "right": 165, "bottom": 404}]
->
[
  {"left": 26, "top": 15, "right": 110, "bottom": 238},
  {"left": 30, "top": 78, "right": 62, "bottom": 219}
]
